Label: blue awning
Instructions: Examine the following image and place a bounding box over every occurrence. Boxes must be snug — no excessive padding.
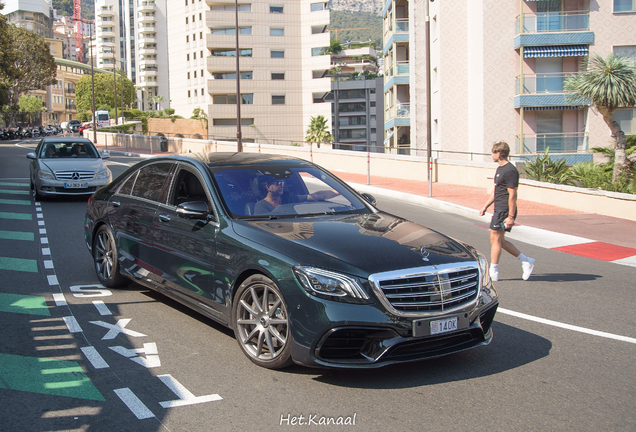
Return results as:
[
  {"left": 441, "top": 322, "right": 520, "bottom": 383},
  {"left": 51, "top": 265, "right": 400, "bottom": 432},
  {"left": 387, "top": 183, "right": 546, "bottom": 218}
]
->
[
  {"left": 523, "top": 106, "right": 585, "bottom": 111},
  {"left": 524, "top": 45, "right": 589, "bottom": 58}
]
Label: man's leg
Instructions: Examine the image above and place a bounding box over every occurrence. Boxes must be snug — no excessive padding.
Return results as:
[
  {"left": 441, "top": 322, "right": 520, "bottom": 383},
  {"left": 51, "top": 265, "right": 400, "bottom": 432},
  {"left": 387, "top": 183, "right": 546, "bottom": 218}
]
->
[
  {"left": 489, "top": 230, "right": 504, "bottom": 281},
  {"left": 501, "top": 236, "right": 536, "bottom": 281}
]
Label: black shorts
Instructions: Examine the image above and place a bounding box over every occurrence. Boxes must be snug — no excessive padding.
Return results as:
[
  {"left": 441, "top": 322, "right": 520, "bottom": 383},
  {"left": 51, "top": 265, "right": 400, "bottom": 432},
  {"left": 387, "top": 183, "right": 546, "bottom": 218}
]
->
[{"left": 490, "top": 210, "right": 513, "bottom": 232}]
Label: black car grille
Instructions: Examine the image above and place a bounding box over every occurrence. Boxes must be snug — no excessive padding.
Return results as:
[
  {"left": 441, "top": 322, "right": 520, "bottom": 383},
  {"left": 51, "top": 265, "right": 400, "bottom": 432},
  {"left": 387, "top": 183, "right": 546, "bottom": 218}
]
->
[
  {"left": 55, "top": 170, "right": 95, "bottom": 180},
  {"left": 54, "top": 186, "right": 96, "bottom": 193},
  {"left": 375, "top": 268, "right": 480, "bottom": 313}
]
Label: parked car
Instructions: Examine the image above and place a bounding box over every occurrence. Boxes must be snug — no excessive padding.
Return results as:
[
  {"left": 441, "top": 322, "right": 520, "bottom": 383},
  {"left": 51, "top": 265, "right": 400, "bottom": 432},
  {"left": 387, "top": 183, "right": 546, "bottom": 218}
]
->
[
  {"left": 26, "top": 137, "right": 112, "bottom": 200},
  {"left": 68, "top": 120, "right": 82, "bottom": 133},
  {"left": 84, "top": 153, "right": 498, "bottom": 369}
]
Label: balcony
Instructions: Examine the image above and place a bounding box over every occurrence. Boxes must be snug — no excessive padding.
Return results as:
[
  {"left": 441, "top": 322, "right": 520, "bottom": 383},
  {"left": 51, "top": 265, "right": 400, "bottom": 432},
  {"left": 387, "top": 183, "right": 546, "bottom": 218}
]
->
[
  {"left": 138, "top": 0, "right": 156, "bottom": 13},
  {"left": 138, "top": 13, "right": 156, "bottom": 24},
  {"left": 137, "top": 80, "right": 158, "bottom": 88},
  {"left": 138, "top": 35, "right": 157, "bottom": 44},
  {"left": 99, "top": 29, "right": 116, "bottom": 38},
  {"left": 100, "top": 49, "right": 115, "bottom": 59},
  {"left": 138, "top": 46, "right": 157, "bottom": 55},
  {"left": 516, "top": 132, "right": 589, "bottom": 154},
  {"left": 515, "top": 72, "right": 576, "bottom": 94},
  {"left": 98, "top": 7, "right": 115, "bottom": 18},
  {"left": 514, "top": 11, "right": 594, "bottom": 48},
  {"left": 139, "top": 24, "right": 156, "bottom": 34}
]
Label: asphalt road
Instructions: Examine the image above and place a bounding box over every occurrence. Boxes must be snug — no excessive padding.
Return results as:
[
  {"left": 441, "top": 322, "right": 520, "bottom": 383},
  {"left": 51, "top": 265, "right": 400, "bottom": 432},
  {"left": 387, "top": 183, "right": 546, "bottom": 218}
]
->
[{"left": 1, "top": 139, "right": 634, "bottom": 431}]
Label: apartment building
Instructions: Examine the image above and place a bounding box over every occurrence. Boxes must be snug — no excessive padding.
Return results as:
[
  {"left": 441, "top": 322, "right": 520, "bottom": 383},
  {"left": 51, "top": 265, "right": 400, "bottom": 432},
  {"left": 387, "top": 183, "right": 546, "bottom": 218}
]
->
[
  {"left": 94, "top": 0, "right": 170, "bottom": 111},
  {"left": 166, "top": 0, "right": 333, "bottom": 143},
  {"left": 382, "top": 0, "right": 636, "bottom": 159},
  {"left": 2, "top": 0, "right": 52, "bottom": 38}
]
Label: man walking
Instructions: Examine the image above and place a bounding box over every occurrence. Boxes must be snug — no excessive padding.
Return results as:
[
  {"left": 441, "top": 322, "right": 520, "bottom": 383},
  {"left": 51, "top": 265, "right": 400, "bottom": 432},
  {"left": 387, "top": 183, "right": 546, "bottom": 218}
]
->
[{"left": 479, "top": 141, "right": 535, "bottom": 281}]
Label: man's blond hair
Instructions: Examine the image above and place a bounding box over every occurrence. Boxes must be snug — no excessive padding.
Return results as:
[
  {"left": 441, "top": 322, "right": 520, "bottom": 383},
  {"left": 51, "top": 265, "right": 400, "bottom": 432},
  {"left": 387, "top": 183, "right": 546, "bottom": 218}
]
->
[{"left": 492, "top": 141, "right": 510, "bottom": 159}]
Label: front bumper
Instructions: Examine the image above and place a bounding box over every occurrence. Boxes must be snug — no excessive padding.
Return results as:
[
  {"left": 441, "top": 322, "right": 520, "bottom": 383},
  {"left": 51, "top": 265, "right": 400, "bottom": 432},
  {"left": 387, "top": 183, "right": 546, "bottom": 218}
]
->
[
  {"left": 287, "top": 284, "right": 498, "bottom": 369},
  {"left": 35, "top": 178, "right": 110, "bottom": 196}
]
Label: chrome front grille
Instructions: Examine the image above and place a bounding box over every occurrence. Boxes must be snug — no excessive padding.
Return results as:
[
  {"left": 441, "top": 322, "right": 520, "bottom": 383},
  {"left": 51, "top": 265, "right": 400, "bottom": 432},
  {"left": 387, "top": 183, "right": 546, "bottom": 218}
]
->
[
  {"left": 54, "top": 170, "right": 95, "bottom": 180},
  {"left": 371, "top": 266, "right": 480, "bottom": 313}
]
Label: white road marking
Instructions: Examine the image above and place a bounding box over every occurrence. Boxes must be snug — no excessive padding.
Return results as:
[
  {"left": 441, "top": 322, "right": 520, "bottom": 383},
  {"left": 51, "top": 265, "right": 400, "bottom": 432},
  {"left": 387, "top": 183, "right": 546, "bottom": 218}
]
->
[
  {"left": 506, "top": 225, "right": 596, "bottom": 249},
  {"left": 63, "top": 315, "right": 83, "bottom": 333},
  {"left": 80, "top": 346, "right": 110, "bottom": 369},
  {"left": 498, "top": 308, "right": 636, "bottom": 344},
  {"left": 52, "top": 293, "right": 67, "bottom": 306},
  {"left": 612, "top": 255, "right": 636, "bottom": 267},
  {"left": 44, "top": 259, "right": 53, "bottom": 269},
  {"left": 114, "top": 388, "right": 155, "bottom": 419},
  {"left": 157, "top": 374, "right": 222, "bottom": 408},
  {"left": 89, "top": 318, "right": 147, "bottom": 340},
  {"left": 47, "top": 274, "right": 58, "bottom": 286},
  {"left": 92, "top": 300, "right": 112, "bottom": 315}
]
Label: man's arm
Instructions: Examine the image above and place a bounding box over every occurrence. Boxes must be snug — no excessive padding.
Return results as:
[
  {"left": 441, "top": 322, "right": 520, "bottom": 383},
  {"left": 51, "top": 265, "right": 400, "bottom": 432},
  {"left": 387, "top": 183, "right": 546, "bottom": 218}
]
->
[
  {"left": 479, "top": 189, "right": 495, "bottom": 216},
  {"left": 505, "top": 187, "right": 518, "bottom": 228}
]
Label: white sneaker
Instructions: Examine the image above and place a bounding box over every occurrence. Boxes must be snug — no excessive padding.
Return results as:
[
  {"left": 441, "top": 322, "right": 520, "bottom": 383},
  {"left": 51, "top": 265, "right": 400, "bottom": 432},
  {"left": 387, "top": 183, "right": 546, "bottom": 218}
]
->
[
  {"left": 490, "top": 267, "right": 499, "bottom": 282},
  {"left": 522, "top": 258, "right": 535, "bottom": 280}
]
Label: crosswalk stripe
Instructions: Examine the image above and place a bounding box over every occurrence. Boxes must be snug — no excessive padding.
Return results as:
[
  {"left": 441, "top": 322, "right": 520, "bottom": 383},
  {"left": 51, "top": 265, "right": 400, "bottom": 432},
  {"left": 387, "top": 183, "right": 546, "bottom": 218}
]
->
[
  {"left": 0, "top": 182, "right": 28, "bottom": 187},
  {"left": 0, "top": 189, "right": 30, "bottom": 195},
  {"left": 0, "top": 231, "right": 34, "bottom": 241},
  {"left": 0, "top": 257, "right": 38, "bottom": 273},
  {"left": 0, "top": 198, "right": 31, "bottom": 206},
  {"left": 0, "top": 212, "right": 32, "bottom": 220}
]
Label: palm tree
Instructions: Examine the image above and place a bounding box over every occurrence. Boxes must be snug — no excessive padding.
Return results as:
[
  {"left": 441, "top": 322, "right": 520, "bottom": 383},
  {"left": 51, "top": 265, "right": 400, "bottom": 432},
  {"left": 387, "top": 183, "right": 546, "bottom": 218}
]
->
[
  {"left": 564, "top": 53, "right": 636, "bottom": 183},
  {"left": 305, "top": 115, "right": 334, "bottom": 148}
]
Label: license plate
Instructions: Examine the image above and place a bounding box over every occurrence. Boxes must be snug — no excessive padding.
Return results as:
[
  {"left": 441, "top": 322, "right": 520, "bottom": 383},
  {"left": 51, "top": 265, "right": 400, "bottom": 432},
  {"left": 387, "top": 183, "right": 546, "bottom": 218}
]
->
[
  {"left": 430, "top": 317, "right": 458, "bottom": 335},
  {"left": 64, "top": 182, "right": 88, "bottom": 188}
]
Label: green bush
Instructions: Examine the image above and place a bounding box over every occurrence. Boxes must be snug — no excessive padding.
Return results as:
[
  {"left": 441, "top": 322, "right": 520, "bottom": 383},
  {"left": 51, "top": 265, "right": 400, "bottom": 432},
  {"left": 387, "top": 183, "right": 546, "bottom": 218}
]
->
[
  {"left": 522, "top": 148, "right": 573, "bottom": 185},
  {"left": 164, "top": 108, "right": 175, "bottom": 116}
]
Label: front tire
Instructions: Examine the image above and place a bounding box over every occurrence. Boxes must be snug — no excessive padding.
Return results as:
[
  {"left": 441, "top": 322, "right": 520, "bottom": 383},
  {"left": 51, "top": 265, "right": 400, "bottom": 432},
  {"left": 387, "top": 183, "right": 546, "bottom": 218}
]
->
[
  {"left": 93, "top": 225, "right": 128, "bottom": 288},
  {"left": 233, "top": 275, "right": 293, "bottom": 369}
]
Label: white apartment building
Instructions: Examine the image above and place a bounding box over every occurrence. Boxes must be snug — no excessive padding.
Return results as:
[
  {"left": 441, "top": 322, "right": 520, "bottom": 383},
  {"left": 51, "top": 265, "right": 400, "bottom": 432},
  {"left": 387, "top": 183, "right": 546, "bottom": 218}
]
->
[
  {"left": 382, "top": 0, "right": 636, "bottom": 160},
  {"left": 167, "top": 0, "right": 333, "bottom": 143},
  {"left": 94, "top": 0, "right": 170, "bottom": 111}
]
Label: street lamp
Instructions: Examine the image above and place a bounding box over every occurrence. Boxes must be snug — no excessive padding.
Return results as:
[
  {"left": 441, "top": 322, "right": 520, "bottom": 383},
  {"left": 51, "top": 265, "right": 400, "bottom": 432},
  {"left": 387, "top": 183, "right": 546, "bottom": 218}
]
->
[
  {"left": 113, "top": 61, "right": 118, "bottom": 125},
  {"left": 235, "top": 0, "right": 242, "bottom": 152},
  {"left": 425, "top": 0, "right": 432, "bottom": 197},
  {"left": 87, "top": 23, "right": 98, "bottom": 145}
]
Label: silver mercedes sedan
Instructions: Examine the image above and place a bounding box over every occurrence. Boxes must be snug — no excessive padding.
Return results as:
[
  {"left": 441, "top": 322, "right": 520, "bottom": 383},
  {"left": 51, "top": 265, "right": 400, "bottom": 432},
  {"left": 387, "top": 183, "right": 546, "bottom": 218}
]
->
[{"left": 27, "top": 137, "right": 112, "bottom": 200}]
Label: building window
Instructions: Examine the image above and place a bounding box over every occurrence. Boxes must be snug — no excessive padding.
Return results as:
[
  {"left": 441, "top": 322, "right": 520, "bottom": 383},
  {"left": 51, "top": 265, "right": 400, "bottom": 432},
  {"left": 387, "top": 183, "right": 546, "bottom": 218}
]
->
[
  {"left": 271, "top": 50, "right": 284, "bottom": 58},
  {"left": 614, "top": 45, "right": 636, "bottom": 64},
  {"left": 270, "top": 5, "right": 283, "bottom": 13},
  {"left": 188, "top": 90, "right": 191, "bottom": 97},
  {"left": 211, "top": 49, "right": 252, "bottom": 57},
  {"left": 615, "top": 109, "right": 636, "bottom": 134},
  {"left": 614, "top": 0, "right": 635, "bottom": 12},
  {"left": 213, "top": 118, "right": 255, "bottom": 126},
  {"left": 212, "top": 71, "right": 253, "bottom": 79},
  {"left": 272, "top": 95, "right": 286, "bottom": 105},
  {"left": 210, "top": 4, "right": 251, "bottom": 11},
  {"left": 270, "top": 28, "right": 284, "bottom": 36},
  {"left": 312, "top": 47, "right": 329, "bottom": 56},
  {"left": 271, "top": 72, "right": 285, "bottom": 80},
  {"left": 311, "top": 2, "right": 327, "bottom": 12},
  {"left": 213, "top": 94, "right": 253, "bottom": 104}
]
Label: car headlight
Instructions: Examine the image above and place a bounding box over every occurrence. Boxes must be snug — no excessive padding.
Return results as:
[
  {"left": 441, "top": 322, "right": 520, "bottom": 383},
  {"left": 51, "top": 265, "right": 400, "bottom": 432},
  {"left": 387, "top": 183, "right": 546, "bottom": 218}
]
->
[
  {"left": 38, "top": 170, "right": 55, "bottom": 180},
  {"left": 461, "top": 244, "right": 490, "bottom": 287},
  {"left": 293, "top": 266, "right": 371, "bottom": 304},
  {"left": 95, "top": 168, "right": 111, "bottom": 180}
]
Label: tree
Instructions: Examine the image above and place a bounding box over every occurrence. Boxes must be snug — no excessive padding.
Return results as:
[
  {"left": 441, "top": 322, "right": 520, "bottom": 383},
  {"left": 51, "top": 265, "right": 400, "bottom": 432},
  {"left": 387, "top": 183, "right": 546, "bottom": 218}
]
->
[
  {"left": 18, "top": 95, "right": 44, "bottom": 113},
  {"left": 152, "top": 94, "right": 165, "bottom": 111},
  {"left": 565, "top": 53, "right": 636, "bottom": 183},
  {"left": 305, "top": 115, "right": 334, "bottom": 148},
  {"left": 0, "top": 25, "right": 57, "bottom": 110},
  {"left": 0, "top": 3, "right": 18, "bottom": 111},
  {"left": 76, "top": 73, "right": 135, "bottom": 113},
  {"left": 326, "top": 39, "right": 343, "bottom": 55}
]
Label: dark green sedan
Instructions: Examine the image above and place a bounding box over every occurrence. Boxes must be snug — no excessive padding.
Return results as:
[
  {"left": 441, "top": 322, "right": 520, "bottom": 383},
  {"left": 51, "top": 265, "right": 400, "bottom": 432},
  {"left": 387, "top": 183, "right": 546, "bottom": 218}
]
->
[{"left": 84, "top": 153, "right": 498, "bottom": 369}]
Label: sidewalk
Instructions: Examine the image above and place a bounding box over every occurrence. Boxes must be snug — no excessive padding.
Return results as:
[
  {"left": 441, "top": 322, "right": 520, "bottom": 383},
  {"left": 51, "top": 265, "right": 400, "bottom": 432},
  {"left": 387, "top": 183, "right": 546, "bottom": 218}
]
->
[{"left": 102, "top": 147, "right": 636, "bottom": 267}]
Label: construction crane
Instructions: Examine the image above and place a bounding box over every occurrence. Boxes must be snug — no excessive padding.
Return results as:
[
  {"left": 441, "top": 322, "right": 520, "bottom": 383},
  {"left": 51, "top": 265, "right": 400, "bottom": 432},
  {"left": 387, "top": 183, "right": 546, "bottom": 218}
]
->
[
  {"left": 73, "top": 0, "right": 83, "bottom": 63},
  {"left": 331, "top": 28, "right": 369, "bottom": 40}
]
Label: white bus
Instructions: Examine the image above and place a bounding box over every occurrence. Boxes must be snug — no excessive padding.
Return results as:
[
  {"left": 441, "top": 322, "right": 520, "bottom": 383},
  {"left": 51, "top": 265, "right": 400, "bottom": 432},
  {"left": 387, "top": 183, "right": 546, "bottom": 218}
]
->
[{"left": 92, "top": 110, "right": 110, "bottom": 128}]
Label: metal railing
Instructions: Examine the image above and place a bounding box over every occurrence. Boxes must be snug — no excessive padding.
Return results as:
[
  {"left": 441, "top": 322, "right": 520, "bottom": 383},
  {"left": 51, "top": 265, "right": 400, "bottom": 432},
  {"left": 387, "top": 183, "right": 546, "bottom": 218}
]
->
[
  {"left": 515, "top": 11, "right": 590, "bottom": 34},
  {"left": 516, "top": 133, "right": 589, "bottom": 154},
  {"left": 515, "top": 72, "right": 577, "bottom": 94}
]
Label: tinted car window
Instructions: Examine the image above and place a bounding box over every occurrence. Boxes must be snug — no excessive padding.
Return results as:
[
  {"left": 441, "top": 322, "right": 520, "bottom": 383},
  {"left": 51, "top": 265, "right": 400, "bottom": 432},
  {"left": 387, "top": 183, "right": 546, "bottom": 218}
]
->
[
  {"left": 171, "top": 168, "right": 209, "bottom": 206},
  {"left": 117, "top": 171, "right": 138, "bottom": 196},
  {"left": 131, "top": 163, "right": 173, "bottom": 202},
  {"left": 212, "top": 166, "right": 368, "bottom": 217}
]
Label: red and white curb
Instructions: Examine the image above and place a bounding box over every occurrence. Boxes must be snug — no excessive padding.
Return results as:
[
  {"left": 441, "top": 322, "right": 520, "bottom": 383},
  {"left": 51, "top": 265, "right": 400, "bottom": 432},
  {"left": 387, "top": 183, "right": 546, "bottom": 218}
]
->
[{"left": 507, "top": 225, "right": 636, "bottom": 267}]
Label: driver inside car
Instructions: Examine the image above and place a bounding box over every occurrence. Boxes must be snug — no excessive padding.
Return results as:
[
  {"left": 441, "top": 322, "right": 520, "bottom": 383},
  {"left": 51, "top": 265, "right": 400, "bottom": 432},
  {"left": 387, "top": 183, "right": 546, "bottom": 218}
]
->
[{"left": 254, "top": 176, "right": 339, "bottom": 214}]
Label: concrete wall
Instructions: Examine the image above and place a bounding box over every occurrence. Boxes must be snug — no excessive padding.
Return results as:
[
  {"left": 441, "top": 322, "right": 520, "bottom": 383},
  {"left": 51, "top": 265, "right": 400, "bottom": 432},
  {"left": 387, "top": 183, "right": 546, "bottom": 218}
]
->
[
  {"left": 95, "top": 132, "right": 636, "bottom": 221},
  {"left": 147, "top": 118, "right": 207, "bottom": 138}
]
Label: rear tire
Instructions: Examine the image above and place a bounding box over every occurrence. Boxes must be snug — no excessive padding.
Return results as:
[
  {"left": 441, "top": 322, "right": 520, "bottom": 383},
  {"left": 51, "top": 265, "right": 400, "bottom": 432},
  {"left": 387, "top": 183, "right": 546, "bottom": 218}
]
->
[
  {"left": 93, "top": 225, "right": 128, "bottom": 288},
  {"left": 233, "top": 275, "right": 293, "bottom": 369}
]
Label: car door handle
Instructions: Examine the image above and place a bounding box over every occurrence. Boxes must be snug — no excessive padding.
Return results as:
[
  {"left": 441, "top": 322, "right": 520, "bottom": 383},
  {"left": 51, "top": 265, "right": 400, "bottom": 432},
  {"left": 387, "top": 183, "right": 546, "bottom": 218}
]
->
[
  {"left": 159, "top": 214, "right": 171, "bottom": 222},
  {"left": 111, "top": 201, "right": 120, "bottom": 207}
]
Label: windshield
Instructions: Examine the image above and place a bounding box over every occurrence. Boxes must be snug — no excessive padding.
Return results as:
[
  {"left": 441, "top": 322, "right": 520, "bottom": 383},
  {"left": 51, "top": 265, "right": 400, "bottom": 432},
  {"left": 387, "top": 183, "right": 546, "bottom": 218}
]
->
[
  {"left": 212, "top": 166, "right": 370, "bottom": 218},
  {"left": 40, "top": 141, "right": 100, "bottom": 159}
]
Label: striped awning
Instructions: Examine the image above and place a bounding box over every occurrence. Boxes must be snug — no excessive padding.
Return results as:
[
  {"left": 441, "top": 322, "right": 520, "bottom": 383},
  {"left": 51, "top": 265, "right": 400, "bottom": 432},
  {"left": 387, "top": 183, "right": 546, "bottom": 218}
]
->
[
  {"left": 523, "top": 106, "right": 585, "bottom": 111},
  {"left": 524, "top": 45, "right": 589, "bottom": 58}
]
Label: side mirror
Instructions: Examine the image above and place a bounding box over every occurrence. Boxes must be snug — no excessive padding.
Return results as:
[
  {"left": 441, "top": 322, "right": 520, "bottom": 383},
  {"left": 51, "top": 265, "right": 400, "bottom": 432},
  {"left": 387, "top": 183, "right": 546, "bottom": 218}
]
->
[
  {"left": 26, "top": 152, "right": 36, "bottom": 160},
  {"left": 176, "top": 201, "right": 213, "bottom": 220},
  {"left": 360, "top": 192, "right": 377, "bottom": 206},
  {"left": 101, "top": 151, "right": 110, "bottom": 159}
]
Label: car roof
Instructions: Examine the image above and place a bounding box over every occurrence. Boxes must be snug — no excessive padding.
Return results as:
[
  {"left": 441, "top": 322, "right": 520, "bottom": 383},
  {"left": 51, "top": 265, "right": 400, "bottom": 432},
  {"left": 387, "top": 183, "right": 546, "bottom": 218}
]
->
[
  {"left": 157, "top": 152, "right": 314, "bottom": 172},
  {"left": 41, "top": 137, "right": 93, "bottom": 144}
]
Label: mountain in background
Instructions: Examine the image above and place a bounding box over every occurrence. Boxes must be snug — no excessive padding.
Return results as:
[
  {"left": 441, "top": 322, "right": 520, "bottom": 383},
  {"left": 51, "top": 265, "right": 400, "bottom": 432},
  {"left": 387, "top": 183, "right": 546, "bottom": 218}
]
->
[
  {"left": 328, "top": 0, "right": 384, "bottom": 16},
  {"left": 328, "top": 10, "right": 382, "bottom": 48},
  {"left": 52, "top": 0, "right": 94, "bottom": 20}
]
